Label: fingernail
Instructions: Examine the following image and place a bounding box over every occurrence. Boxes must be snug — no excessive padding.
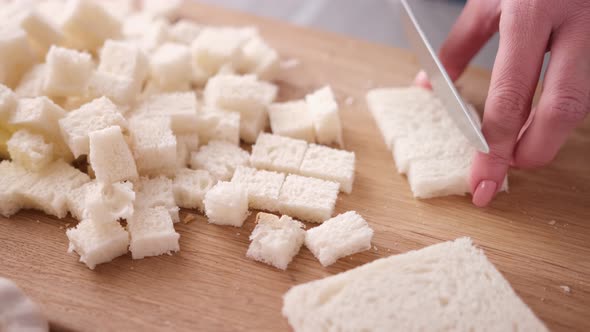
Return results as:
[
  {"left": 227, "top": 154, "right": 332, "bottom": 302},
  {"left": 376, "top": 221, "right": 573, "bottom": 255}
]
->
[
  {"left": 413, "top": 70, "right": 432, "bottom": 90},
  {"left": 472, "top": 180, "right": 498, "bottom": 207}
]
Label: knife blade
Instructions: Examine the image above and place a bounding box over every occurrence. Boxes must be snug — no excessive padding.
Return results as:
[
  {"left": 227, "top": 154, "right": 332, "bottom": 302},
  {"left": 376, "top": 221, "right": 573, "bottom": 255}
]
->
[{"left": 399, "top": 0, "right": 489, "bottom": 153}]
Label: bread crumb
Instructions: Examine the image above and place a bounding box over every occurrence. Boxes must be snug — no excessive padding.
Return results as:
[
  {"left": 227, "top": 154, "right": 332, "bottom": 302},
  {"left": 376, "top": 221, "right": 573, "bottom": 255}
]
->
[
  {"left": 236, "top": 232, "right": 240, "bottom": 236},
  {"left": 344, "top": 96, "right": 354, "bottom": 106},
  {"left": 36, "top": 220, "right": 40, "bottom": 223},
  {"left": 540, "top": 297, "right": 545, "bottom": 302},
  {"left": 280, "top": 58, "right": 300, "bottom": 69},
  {"left": 59, "top": 226, "right": 64, "bottom": 230},
  {"left": 182, "top": 214, "right": 196, "bottom": 224},
  {"left": 548, "top": 220, "right": 556, "bottom": 225},
  {"left": 559, "top": 285, "right": 571, "bottom": 293},
  {"left": 373, "top": 245, "right": 378, "bottom": 251}
]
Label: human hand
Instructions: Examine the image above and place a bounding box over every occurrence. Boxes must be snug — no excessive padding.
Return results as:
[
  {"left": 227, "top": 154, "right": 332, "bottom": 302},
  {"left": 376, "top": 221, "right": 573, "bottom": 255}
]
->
[{"left": 423, "top": 0, "right": 590, "bottom": 207}]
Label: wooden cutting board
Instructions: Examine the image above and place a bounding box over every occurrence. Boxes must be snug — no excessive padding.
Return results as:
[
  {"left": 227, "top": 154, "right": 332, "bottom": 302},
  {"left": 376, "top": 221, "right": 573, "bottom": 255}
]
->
[{"left": 2, "top": 2, "right": 589, "bottom": 331}]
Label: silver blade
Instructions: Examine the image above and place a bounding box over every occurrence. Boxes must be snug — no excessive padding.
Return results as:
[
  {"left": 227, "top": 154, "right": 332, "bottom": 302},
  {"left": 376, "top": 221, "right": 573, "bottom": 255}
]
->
[{"left": 399, "top": 0, "right": 489, "bottom": 153}]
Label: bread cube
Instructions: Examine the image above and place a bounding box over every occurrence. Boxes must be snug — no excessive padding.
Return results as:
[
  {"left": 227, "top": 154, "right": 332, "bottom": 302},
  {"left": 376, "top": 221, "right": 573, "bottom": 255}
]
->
[
  {"left": 279, "top": 174, "right": 339, "bottom": 223},
  {"left": 122, "top": 12, "right": 155, "bottom": 39},
  {"left": 127, "top": 206, "right": 180, "bottom": 259},
  {"left": 66, "top": 181, "right": 100, "bottom": 220},
  {"left": 269, "top": 100, "right": 315, "bottom": 142},
  {"left": 173, "top": 168, "right": 215, "bottom": 211},
  {"left": 0, "top": 84, "right": 17, "bottom": 121},
  {"left": 87, "top": 71, "right": 139, "bottom": 106},
  {"left": 238, "top": 36, "right": 279, "bottom": 81},
  {"left": 299, "top": 144, "right": 356, "bottom": 194},
  {"left": 18, "top": 8, "right": 63, "bottom": 56},
  {"left": 59, "top": 97, "right": 127, "bottom": 157},
  {"left": 190, "top": 140, "right": 249, "bottom": 181},
  {"left": 10, "top": 97, "right": 66, "bottom": 140},
  {"left": 15, "top": 64, "right": 46, "bottom": 98},
  {"left": 196, "top": 109, "right": 240, "bottom": 145},
  {"left": 43, "top": 46, "right": 93, "bottom": 97},
  {"left": 250, "top": 133, "right": 308, "bottom": 174},
  {"left": 203, "top": 181, "right": 249, "bottom": 227},
  {"left": 61, "top": 0, "right": 122, "bottom": 52},
  {"left": 0, "top": 28, "right": 35, "bottom": 88},
  {"left": 407, "top": 155, "right": 472, "bottom": 199},
  {"left": 306, "top": 86, "right": 343, "bottom": 147},
  {"left": 142, "top": 0, "right": 182, "bottom": 19},
  {"left": 85, "top": 181, "right": 135, "bottom": 224},
  {"left": 0, "top": 160, "right": 39, "bottom": 217},
  {"left": 134, "top": 176, "right": 179, "bottom": 223},
  {"left": 7, "top": 130, "right": 54, "bottom": 172},
  {"left": 128, "top": 117, "right": 177, "bottom": 175},
  {"left": 98, "top": 39, "right": 149, "bottom": 84},
  {"left": 99, "top": 0, "right": 135, "bottom": 20},
  {"left": 88, "top": 126, "right": 138, "bottom": 184},
  {"left": 66, "top": 219, "right": 130, "bottom": 270},
  {"left": 176, "top": 133, "right": 200, "bottom": 152},
  {"left": 191, "top": 27, "right": 256, "bottom": 75},
  {"left": 231, "top": 166, "right": 285, "bottom": 212},
  {"left": 140, "top": 18, "right": 170, "bottom": 53},
  {"left": 169, "top": 19, "right": 201, "bottom": 45},
  {"left": 246, "top": 213, "right": 305, "bottom": 270},
  {"left": 149, "top": 43, "right": 191, "bottom": 90},
  {"left": 133, "top": 92, "right": 198, "bottom": 134},
  {"left": 240, "top": 107, "right": 268, "bottom": 144},
  {"left": 305, "top": 211, "right": 373, "bottom": 266}
]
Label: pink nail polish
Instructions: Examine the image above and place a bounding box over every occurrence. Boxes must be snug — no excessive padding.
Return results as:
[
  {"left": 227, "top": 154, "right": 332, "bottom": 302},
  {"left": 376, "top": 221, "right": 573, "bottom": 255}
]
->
[
  {"left": 472, "top": 180, "right": 498, "bottom": 207},
  {"left": 413, "top": 70, "right": 432, "bottom": 90}
]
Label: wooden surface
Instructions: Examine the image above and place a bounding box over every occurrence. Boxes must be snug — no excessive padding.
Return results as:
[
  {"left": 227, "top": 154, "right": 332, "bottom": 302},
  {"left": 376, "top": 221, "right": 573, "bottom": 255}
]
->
[{"left": 2, "top": 2, "right": 589, "bottom": 331}]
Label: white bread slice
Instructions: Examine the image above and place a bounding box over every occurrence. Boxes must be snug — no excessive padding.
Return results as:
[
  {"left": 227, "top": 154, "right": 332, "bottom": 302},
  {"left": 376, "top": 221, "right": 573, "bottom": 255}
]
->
[
  {"left": 0, "top": 84, "right": 16, "bottom": 121},
  {"left": 203, "top": 181, "right": 249, "bottom": 227},
  {"left": 127, "top": 206, "right": 180, "bottom": 259},
  {"left": 59, "top": 97, "right": 127, "bottom": 158},
  {"left": 238, "top": 36, "right": 280, "bottom": 81},
  {"left": 61, "top": 0, "right": 122, "bottom": 52},
  {"left": 173, "top": 168, "right": 215, "bottom": 211},
  {"left": 149, "top": 42, "right": 191, "bottom": 90},
  {"left": 299, "top": 144, "right": 355, "bottom": 194},
  {"left": 169, "top": 19, "right": 201, "bottom": 45},
  {"left": 133, "top": 92, "right": 198, "bottom": 135},
  {"left": 66, "top": 219, "right": 129, "bottom": 270},
  {"left": 0, "top": 28, "right": 35, "bottom": 88},
  {"left": 190, "top": 140, "right": 249, "bottom": 181},
  {"left": 196, "top": 108, "right": 240, "bottom": 146},
  {"left": 98, "top": 39, "right": 149, "bottom": 85},
  {"left": 15, "top": 64, "right": 47, "bottom": 98},
  {"left": 190, "top": 27, "right": 256, "bottom": 75},
  {"left": 278, "top": 174, "right": 339, "bottom": 223},
  {"left": 7, "top": 129, "right": 54, "bottom": 172},
  {"left": 88, "top": 126, "right": 138, "bottom": 184},
  {"left": 85, "top": 181, "right": 135, "bottom": 224},
  {"left": 134, "top": 176, "right": 179, "bottom": 223},
  {"left": 87, "top": 71, "right": 139, "bottom": 107},
  {"left": 128, "top": 117, "right": 177, "bottom": 176},
  {"left": 305, "top": 86, "right": 343, "bottom": 147},
  {"left": 246, "top": 212, "right": 305, "bottom": 270},
  {"left": 304, "top": 211, "right": 373, "bottom": 266},
  {"left": 269, "top": 100, "right": 315, "bottom": 143},
  {"left": 0, "top": 160, "right": 38, "bottom": 217},
  {"left": 250, "top": 133, "right": 308, "bottom": 174},
  {"left": 282, "top": 237, "right": 548, "bottom": 332},
  {"left": 43, "top": 46, "right": 93, "bottom": 97},
  {"left": 231, "top": 166, "right": 285, "bottom": 212}
]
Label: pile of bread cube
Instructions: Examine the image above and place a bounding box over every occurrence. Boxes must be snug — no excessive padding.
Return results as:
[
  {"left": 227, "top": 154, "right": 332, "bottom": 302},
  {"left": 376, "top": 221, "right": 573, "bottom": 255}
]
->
[{"left": 0, "top": 0, "right": 373, "bottom": 270}]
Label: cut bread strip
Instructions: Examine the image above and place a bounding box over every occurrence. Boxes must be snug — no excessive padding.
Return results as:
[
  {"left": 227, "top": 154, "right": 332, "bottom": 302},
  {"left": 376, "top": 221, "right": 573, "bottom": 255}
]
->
[{"left": 278, "top": 174, "right": 339, "bottom": 223}]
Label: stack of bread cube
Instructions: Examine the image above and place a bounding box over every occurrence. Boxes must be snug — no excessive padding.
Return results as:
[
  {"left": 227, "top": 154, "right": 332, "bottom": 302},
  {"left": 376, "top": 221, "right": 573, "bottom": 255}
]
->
[{"left": 0, "top": 0, "right": 373, "bottom": 270}]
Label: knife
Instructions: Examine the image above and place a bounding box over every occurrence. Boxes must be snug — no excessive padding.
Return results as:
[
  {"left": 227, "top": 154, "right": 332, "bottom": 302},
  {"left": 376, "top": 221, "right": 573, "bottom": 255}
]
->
[{"left": 399, "top": 0, "right": 490, "bottom": 153}]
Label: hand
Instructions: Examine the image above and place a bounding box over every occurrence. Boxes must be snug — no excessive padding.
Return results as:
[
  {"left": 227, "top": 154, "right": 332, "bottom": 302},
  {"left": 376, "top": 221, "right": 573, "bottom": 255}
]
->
[{"left": 430, "top": 0, "right": 590, "bottom": 207}]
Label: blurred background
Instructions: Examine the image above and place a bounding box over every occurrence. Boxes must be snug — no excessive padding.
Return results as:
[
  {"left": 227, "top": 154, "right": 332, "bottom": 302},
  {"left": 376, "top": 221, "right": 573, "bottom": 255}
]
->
[{"left": 198, "top": 0, "right": 499, "bottom": 70}]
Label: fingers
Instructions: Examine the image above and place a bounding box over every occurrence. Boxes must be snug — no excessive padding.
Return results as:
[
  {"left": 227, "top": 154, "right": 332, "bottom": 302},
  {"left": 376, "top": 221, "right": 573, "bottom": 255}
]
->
[
  {"left": 438, "top": 0, "right": 501, "bottom": 81},
  {"left": 513, "top": 23, "right": 590, "bottom": 168},
  {"left": 471, "top": 2, "right": 552, "bottom": 207}
]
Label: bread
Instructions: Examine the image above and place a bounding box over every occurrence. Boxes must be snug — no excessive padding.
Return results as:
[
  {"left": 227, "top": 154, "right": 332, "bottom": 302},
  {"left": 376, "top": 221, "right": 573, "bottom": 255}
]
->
[
  {"left": 88, "top": 126, "right": 138, "bottom": 184},
  {"left": 169, "top": 19, "right": 202, "bottom": 45},
  {"left": 128, "top": 117, "right": 177, "bottom": 175},
  {"left": 149, "top": 43, "right": 192, "bottom": 90},
  {"left": 98, "top": 39, "right": 149, "bottom": 85},
  {"left": 278, "top": 174, "right": 339, "bottom": 223},
  {"left": 175, "top": 139, "right": 190, "bottom": 170},
  {"left": 299, "top": 144, "right": 355, "bottom": 194},
  {"left": 17, "top": 7, "right": 63, "bottom": 56},
  {"left": 99, "top": 0, "right": 135, "bottom": 20},
  {"left": 0, "top": 160, "right": 38, "bottom": 217},
  {"left": 196, "top": 109, "right": 240, "bottom": 146},
  {"left": 84, "top": 181, "right": 135, "bottom": 224},
  {"left": 0, "top": 128, "right": 11, "bottom": 159},
  {"left": 176, "top": 133, "right": 200, "bottom": 152},
  {"left": 141, "top": 0, "right": 182, "bottom": 19},
  {"left": 66, "top": 180, "right": 100, "bottom": 221},
  {"left": 127, "top": 206, "right": 180, "bottom": 260},
  {"left": 66, "top": 219, "right": 130, "bottom": 270},
  {"left": 59, "top": 97, "right": 127, "bottom": 158},
  {"left": 138, "top": 18, "right": 170, "bottom": 53},
  {"left": 10, "top": 97, "right": 66, "bottom": 140},
  {"left": 231, "top": 166, "right": 285, "bottom": 212},
  {"left": 0, "top": 84, "right": 16, "bottom": 121},
  {"left": 7, "top": 129, "right": 54, "bottom": 172},
  {"left": 191, "top": 27, "right": 256, "bottom": 75},
  {"left": 43, "top": 46, "right": 93, "bottom": 97},
  {"left": 122, "top": 12, "right": 155, "bottom": 40},
  {"left": 15, "top": 64, "right": 47, "bottom": 98},
  {"left": 133, "top": 92, "right": 198, "bottom": 135},
  {"left": 282, "top": 237, "right": 548, "bottom": 332},
  {"left": 61, "top": 0, "right": 122, "bottom": 52},
  {"left": 239, "top": 105, "right": 269, "bottom": 144},
  {"left": 87, "top": 71, "right": 139, "bottom": 106},
  {"left": 250, "top": 133, "right": 308, "bottom": 174},
  {"left": 305, "top": 86, "right": 343, "bottom": 147},
  {"left": 238, "top": 36, "right": 280, "bottom": 81},
  {"left": 268, "top": 101, "right": 315, "bottom": 143},
  {"left": 134, "top": 176, "right": 179, "bottom": 222},
  {"left": 0, "top": 28, "right": 35, "bottom": 88},
  {"left": 304, "top": 211, "right": 373, "bottom": 266},
  {"left": 173, "top": 168, "right": 215, "bottom": 211},
  {"left": 190, "top": 140, "right": 249, "bottom": 181},
  {"left": 203, "top": 181, "right": 249, "bottom": 227},
  {"left": 246, "top": 212, "right": 305, "bottom": 270}
]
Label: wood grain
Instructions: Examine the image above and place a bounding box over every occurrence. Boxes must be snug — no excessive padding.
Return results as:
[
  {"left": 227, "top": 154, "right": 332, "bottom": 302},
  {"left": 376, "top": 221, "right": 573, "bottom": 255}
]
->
[{"left": 2, "top": 2, "right": 589, "bottom": 331}]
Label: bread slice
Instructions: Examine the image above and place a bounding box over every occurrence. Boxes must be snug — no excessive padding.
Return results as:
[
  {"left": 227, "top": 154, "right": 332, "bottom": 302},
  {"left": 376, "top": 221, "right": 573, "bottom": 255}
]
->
[
  {"left": 0, "top": 28, "right": 35, "bottom": 88},
  {"left": 134, "top": 176, "right": 179, "bottom": 223},
  {"left": 66, "top": 219, "right": 129, "bottom": 270},
  {"left": 246, "top": 213, "right": 305, "bottom": 270},
  {"left": 61, "top": 0, "right": 121, "bottom": 52},
  {"left": 149, "top": 43, "right": 191, "bottom": 90},
  {"left": 173, "top": 168, "right": 215, "bottom": 211},
  {"left": 190, "top": 140, "right": 249, "bottom": 181},
  {"left": 88, "top": 126, "right": 138, "bottom": 184},
  {"left": 7, "top": 129, "right": 54, "bottom": 172},
  {"left": 238, "top": 36, "right": 280, "bottom": 81},
  {"left": 190, "top": 27, "right": 256, "bottom": 75},
  {"left": 127, "top": 206, "right": 180, "bottom": 260},
  {"left": 133, "top": 92, "right": 198, "bottom": 135},
  {"left": 278, "top": 174, "right": 339, "bottom": 223},
  {"left": 282, "top": 237, "right": 548, "bottom": 332},
  {"left": 43, "top": 46, "right": 93, "bottom": 97},
  {"left": 299, "top": 144, "right": 355, "bottom": 194},
  {"left": 0, "top": 84, "right": 16, "bottom": 121},
  {"left": 203, "top": 181, "right": 249, "bottom": 227},
  {"left": 169, "top": 19, "right": 202, "bottom": 45},
  {"left": 304, "top": 211, "right": 373, "bottom": 266},
  {"left": 85, "top": 181, "right": 135, "bottom": 224},
  {"left": 305, "top": 86, "right": 343, "bottom": 147},
  {"left": 250, "top": 133, "right": 308, "bottom": 174},
  {"left": 231, "top": 166, "right": 285, "bottom": 212},
  {"left": 59, "top": 97, "right": 127, "bottom": 158},
  {"left": 268, "top": 100, "right": 315, "bottom": 143},
  {"left": 128, "top": 117, "right": 177, "bottom": 176}
]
